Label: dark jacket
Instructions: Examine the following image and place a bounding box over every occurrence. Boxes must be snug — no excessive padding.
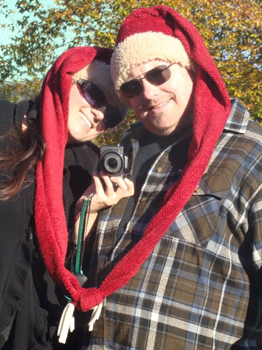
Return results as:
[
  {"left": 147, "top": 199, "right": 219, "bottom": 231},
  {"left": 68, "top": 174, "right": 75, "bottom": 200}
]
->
[{"left": 0, "top": 99, "right": 99, "bottom": 349}]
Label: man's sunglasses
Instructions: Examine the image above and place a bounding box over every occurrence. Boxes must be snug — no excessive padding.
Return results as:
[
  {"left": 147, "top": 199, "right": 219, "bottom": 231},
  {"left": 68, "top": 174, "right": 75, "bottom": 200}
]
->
[
  {"left": 120, "top": 63, "right": 175, "bottom": 99},
  {"left": 77, "top": 79, "right": 123, "bottom": 128}
]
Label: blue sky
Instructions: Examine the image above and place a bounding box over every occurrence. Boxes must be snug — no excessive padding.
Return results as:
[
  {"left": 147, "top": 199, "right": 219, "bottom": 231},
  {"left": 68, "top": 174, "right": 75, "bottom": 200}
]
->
[
  {"left": 0, "top": 0, "right": 56, "bottom": 46},
  {"left": 0, "top": 0, "right": 69, "bottom": 82}
]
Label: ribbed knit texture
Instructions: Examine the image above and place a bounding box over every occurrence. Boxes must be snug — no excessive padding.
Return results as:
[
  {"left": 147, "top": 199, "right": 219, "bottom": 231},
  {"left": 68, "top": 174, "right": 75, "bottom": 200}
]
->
[{"left": 34, "top": 46, "right": 114, "bottom": 307}]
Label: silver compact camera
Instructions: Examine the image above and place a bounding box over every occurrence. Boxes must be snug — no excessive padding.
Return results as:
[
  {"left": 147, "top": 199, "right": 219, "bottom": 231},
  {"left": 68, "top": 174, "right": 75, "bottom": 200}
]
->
[{"left": 100, "top": 145, "right": 128, "bottom": 176}]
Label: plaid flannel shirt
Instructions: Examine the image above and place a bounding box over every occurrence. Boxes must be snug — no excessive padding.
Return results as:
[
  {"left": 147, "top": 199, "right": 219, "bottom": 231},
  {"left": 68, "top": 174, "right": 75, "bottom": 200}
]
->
[{"left": 83, "top": 99, "right": 262, "bottom": 350}]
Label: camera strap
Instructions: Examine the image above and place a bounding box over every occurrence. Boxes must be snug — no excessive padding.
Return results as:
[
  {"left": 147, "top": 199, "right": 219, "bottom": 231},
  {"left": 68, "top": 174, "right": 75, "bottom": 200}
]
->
[
  {"left": 58, "top": 194, "right": 103, "bottom": 343},
  {"left": 75, "top": 197, "right": 91, "bottom": 277}
]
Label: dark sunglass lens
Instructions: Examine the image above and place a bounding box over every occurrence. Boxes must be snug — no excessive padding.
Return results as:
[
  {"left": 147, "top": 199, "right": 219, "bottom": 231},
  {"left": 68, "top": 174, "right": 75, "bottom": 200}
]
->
[
  {"left": 79, "top": 80, "right": 107, "bottom": 108},
  {"left": 120, "top": 79, "right": 143, "bottom": 99},
  {"left": 86, "top": 83, "right": 107, "bottom": 108},
  {"left": 146, "top": 65, "right": 171, "bottom": 86},
  {"left": 78, "top": 80, "right": 122, "bottom": 128}
]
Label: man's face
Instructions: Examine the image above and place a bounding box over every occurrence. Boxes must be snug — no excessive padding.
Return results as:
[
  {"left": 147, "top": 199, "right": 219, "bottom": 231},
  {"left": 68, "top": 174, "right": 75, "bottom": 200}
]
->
[{"left": 125, "top": 60, "right": 194, "bottom": 136}]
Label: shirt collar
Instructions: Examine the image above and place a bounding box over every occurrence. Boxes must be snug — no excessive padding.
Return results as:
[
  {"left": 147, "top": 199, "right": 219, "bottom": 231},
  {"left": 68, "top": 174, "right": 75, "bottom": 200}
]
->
[{"left": 224, "top": 98, "right": 250, "bottom": 134}]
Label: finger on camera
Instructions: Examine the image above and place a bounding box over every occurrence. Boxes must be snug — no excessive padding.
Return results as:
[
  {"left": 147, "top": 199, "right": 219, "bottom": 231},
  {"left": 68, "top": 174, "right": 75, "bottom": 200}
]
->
[
  {"left": 93, "top": 174, "right": 111, "bottom": 196},
  {"left": 110, "top": 176, "right": 132, "bottom": 191},
  {"left": 93, "top": 173, "right": 104, "bottom": 190},
  {"left": 122, "top": 178, "right": 134, "bottom": 194},
  {"left": 98, "top": 172, "right": 120, "bottom": 186},
  {"left": 100, "top": 174, "right": 116, "bottom": 191}
]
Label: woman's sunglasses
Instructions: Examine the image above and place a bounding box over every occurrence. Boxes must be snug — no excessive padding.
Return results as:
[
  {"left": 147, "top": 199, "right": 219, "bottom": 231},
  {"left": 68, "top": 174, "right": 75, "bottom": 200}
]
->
[
  {"left": 77, "top": 79, "right": 123, "bottom": 128},
  {"left": 120, "top": 63, "right": 175, "bottom": 99}
]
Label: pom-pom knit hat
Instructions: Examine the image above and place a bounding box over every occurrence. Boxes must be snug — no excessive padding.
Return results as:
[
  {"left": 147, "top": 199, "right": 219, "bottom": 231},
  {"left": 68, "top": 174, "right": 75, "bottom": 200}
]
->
[
  {"left": 36, "top": 5, "right": 232, "bottom": 320},
  {"left": 111, "top": 7, "right": 197, "bottom": 104}
]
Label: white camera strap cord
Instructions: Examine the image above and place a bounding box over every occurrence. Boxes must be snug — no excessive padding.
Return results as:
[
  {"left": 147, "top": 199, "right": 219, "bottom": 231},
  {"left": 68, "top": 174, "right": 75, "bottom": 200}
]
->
[{"left": 57, "top": 195, "right": 103, "bottom": 344}]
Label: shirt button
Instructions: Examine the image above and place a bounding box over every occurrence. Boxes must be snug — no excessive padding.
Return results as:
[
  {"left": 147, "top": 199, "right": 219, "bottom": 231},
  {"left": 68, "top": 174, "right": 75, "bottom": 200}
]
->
[
  {"left": 140, "top": 197, "right": 147, "bottom": 203},
  {"left": 156, "top": 167, "right": 162, "bottom": 172}
]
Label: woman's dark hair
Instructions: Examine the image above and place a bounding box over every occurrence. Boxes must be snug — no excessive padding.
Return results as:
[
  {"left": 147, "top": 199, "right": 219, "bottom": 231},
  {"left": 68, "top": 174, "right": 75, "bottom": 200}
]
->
[{"left": 0, "top": 122, "right": 46, "bottom": 201}]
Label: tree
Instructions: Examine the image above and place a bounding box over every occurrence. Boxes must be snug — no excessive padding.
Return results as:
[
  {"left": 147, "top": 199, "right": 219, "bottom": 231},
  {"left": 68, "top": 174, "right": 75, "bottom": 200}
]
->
[{"left": 0, "top": 0, "right": 261, "bottom": 145}]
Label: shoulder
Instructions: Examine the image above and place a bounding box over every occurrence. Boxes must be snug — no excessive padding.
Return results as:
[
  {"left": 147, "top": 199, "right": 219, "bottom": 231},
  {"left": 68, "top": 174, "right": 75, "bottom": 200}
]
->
[
  {"left": 221, "top": 98, "right": 262, "bottom": 156},
  {"left": 220, "top": 118, "right": 262, "bottom": 158},
  {"left": 0, "top": 98, "right": 39, "bottom": 136},
  {"left": 205, "top": 123, "right": 262, "bottom": 201},
  {"left": 65, "top": 141, "right": 99, "bottom": 168},
  {"left": 0, "top": 99, "right": 17, "bottom": 135}
]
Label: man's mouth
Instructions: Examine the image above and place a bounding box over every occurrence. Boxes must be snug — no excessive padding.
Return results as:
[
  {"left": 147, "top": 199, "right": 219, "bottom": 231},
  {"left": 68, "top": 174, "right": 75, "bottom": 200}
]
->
[{"left": 148, "top": 98, "right": 172, "bottom": 111}]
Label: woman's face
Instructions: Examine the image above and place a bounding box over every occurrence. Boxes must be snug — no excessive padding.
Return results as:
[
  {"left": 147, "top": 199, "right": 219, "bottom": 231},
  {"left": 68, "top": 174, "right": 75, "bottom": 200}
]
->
[{"left": 67, "top": 82, "right": 107, "bottom": 143}]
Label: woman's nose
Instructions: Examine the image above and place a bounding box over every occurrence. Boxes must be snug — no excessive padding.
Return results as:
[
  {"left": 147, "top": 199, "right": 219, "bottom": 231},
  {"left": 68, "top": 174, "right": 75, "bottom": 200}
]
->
[{"left": 92, "top": 106, "right": 106, "bottom": 122}]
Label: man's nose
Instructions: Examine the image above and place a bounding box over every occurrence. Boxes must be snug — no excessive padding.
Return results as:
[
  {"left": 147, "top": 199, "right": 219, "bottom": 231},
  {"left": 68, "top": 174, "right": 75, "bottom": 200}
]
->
[{"left": 140, "top": 78, "right": 159, "bottom": 99}]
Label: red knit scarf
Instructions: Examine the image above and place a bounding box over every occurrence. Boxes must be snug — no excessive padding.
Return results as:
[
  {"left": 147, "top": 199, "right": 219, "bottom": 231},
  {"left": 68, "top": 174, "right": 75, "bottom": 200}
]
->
[{"left": 35, "top": 8, "right": 231, "bottom": 312}]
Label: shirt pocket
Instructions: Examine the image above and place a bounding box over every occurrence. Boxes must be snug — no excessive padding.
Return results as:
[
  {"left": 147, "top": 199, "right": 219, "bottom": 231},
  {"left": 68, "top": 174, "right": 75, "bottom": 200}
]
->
[{"left": 167, "top": 173, "right": 232, "bottom": 248}]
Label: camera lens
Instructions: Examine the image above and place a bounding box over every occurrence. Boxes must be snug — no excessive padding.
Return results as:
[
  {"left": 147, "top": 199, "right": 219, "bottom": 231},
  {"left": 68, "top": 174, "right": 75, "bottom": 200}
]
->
[
  {"left": 100, "top": 151, "right": 123, "bottom": 176},
  {"left": 107, "top": 158, "right": 118, "bottom": 169}
]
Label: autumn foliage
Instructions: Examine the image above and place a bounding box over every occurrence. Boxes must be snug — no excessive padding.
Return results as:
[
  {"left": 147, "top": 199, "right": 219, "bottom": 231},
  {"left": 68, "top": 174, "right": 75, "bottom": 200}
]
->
[{"left": 0, "top": 0, "right": 261, "bottom": 145}]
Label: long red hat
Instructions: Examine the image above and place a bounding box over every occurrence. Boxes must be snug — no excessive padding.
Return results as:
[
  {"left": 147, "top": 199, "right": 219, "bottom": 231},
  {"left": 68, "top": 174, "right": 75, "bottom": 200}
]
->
[
  {"left": 34, "top": 46, "right": 127, "bottom": 309},
  {"left": 100, "top": 5, "right": 232, "bottom": 302},
  {"left": 36, "top": 5, "right": 232, "bottom": 314},
  {"left": 81, "top": 5, "right": 231, "bottom": 312}
]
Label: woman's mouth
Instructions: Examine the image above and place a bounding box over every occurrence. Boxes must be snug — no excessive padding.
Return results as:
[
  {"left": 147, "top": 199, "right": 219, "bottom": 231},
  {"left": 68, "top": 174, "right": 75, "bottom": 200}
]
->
[{"left": 80, "top": 110, "right": 92, "bottom": 128}]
